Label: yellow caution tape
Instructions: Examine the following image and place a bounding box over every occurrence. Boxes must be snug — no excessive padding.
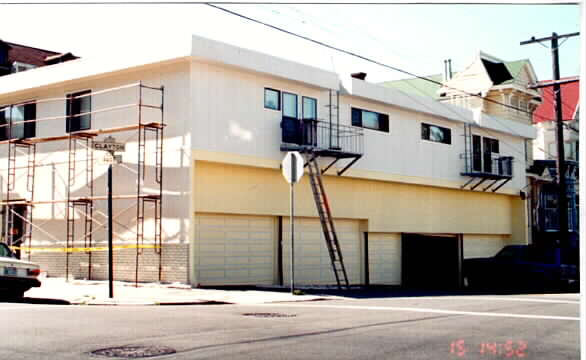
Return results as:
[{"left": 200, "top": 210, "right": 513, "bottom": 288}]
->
[{"left": 9, "top": 244, "right": 161, "bottom": 253}]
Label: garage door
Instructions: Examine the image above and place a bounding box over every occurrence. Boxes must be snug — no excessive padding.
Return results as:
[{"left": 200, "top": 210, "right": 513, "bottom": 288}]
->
[
  {"left": 368, "top": 233, "right": 401, "bottom": 285},
  {"left": 463, "top": 234, "right": 508, "bottom": 259},
  {"left": 194, "top": 214, "right": 276, "bottom": 286},
  {"left": 283, "top": 218, "right": 361, "bottom": 285}
]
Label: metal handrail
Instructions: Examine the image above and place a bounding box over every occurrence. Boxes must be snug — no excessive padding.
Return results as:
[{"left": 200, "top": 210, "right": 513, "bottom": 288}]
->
[
  {"left": 461, "top": 152, "right": 513, "bottom": 177},
  {"left": 283, "top": 117, "right": 363, "bottom": 155}
]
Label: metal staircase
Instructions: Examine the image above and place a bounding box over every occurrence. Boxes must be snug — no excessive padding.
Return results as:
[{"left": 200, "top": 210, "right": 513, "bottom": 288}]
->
[{"left": 306, "top": 153, "right": 350, "bottom": 289}]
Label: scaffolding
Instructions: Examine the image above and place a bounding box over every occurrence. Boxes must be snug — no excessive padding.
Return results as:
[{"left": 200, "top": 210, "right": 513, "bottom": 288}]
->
[{"left": 0, "top": 82, "right": 165, "bottom": 283}]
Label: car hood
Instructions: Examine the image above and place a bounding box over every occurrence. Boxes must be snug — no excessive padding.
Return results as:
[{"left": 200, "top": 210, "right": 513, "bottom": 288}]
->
[{"left": 0, "top": 256, "right": 39, "bottom": 268}]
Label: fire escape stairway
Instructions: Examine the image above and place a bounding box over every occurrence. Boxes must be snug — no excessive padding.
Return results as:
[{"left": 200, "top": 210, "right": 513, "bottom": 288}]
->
[{"left": 306, "top": 154, "right": 350, "bottom": 290}]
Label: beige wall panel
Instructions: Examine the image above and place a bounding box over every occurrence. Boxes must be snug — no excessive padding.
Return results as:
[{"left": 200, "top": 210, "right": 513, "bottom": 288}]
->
[
  {"left": 283, "top": 218, "right": 361, "bottom": 285},
  {"left": 510, "top": 197, "right": 529, "bottom": 245},
  {"left": 368, "top": 233, "right": 401, "bottom": 285},
  {"left": 463, "top": 234, "right": 510, "bottom": 259},
  {"left": 193, "top": 213, "right": 276, "bottom": 286},
  {"left": 194, "top": 161, "right": 515, "bottom": 236}
]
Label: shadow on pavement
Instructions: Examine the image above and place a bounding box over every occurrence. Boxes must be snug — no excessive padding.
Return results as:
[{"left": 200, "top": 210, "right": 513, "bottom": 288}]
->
[
  {"left": 0, "top": 297, "right": 71, "bottom": 305},
  {"left": 199, "top": 285, "right": 578, "bottom": 299}
]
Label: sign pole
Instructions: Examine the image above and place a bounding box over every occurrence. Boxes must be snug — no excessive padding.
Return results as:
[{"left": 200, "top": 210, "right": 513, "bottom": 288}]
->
[
  {"left": 281, "top": 151, "right": 303, "bottom": 295},
  {"left": 93, "top": 136, "right": 125, "bottom": 299},
  {"left": 108, "top": 159, "right": 114, "bottom": 299},
  {"left": 290, "top": 180, "right": 295, "bottom": 294}
]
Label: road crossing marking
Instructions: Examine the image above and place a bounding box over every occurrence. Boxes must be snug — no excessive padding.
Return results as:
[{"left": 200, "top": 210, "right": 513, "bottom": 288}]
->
[
  {"left": 423, "top": 296, "right": 579, "bottom": 305},
  {"left": 262, "top": 303, "right": 579, "bottom": 321}
]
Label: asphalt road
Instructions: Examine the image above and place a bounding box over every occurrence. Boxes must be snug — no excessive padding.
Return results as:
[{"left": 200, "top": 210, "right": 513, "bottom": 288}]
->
[{"left": 0, "top": 293, "right": 579, "bottom": 360}]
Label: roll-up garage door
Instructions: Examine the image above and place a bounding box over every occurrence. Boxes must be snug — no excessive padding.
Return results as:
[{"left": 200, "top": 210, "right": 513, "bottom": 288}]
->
[
  {"left": 368, "top": 233, "right": 402, "bottom": 285},
  {"left": 463, "top": 234, "right": 508, "bottom": 259},
  {"left": 194, "top": 214, "right": 276, "bottom": 286},
  {"left": 283, "top": 218, "right": 362, "bottom": 285}
]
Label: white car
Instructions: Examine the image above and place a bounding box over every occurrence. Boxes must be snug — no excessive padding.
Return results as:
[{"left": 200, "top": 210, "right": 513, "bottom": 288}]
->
[{"left": 0, "top": 243, "right": 41, "bottom": 299}]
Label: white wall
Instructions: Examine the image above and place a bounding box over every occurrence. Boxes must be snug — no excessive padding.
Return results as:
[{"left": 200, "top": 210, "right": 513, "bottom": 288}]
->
[
  {"left": 190, "top": 60, "right": 529, "bottom": 192},
  {"left": 191, "top": 60, "right": 331, "bottom": 161},
  {"left": 0, "top": 62, "right": 193, "bottom": 248}
]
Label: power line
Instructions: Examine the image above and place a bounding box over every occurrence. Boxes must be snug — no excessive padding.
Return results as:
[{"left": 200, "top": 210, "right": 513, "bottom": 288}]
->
[
  {"left": 205, "top": 3, "right": 555, "bottom": 159},
  {"left": 2, "top": 0, "right": 578, "bottom": 122},
  {"left": 243, "top": 6, "right": 542, "bottom": 161},
  {"left": 0, "top": 1, "right": 580, "bottom": 4},
  {"left": 259, "top": 4, "right": 579, "bottom": 124},
  {"left": 207, "top": 3, "right": 578, "bottom": 127}
]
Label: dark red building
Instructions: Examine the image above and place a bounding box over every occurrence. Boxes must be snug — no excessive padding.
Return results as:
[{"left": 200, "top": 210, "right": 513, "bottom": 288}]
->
[{"left": 0, "top": 40, "right": 78, "bottom": 76}]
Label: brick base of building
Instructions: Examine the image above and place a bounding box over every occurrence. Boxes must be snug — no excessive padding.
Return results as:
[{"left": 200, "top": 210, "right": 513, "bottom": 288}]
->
[{"left": 27, "top": 244, "right": 189, "bottom": 284}]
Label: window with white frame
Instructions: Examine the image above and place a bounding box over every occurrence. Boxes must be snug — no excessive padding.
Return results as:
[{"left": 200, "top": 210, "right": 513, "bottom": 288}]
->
[{"left": 510, "top": 95, "right": 519, "bottom": 112}]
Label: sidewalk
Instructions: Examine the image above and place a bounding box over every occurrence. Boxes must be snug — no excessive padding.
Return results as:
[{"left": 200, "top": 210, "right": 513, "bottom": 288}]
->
[{"left": 24, "top": 276, "right": 333, "bottom": 306}]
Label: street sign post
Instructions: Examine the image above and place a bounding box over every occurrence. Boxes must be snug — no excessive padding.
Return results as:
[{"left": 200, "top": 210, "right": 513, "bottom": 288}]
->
[
  {"left": 281, "top": 152, "right": 304, "bottom": 294},
  {"left": 93, "top": 136, "right": 125, "bottom": 299}
]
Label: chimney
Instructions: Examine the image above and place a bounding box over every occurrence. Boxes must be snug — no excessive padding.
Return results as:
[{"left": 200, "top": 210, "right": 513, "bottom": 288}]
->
[
  {"left": 351, "top": 72, "right": 367, "bottom": 80},
  {"left": 443, "top": 59, "right": 452, "bottom": 82}
]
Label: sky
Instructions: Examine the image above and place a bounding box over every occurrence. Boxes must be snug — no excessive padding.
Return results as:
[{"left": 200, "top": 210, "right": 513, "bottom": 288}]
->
[{"left": 0, "top": 2, "right": 582, "bottom": 84}]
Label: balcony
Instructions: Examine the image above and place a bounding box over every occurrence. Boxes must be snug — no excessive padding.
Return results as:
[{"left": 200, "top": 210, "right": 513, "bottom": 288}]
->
[
  {"left": 460, "top": 153, "right": 513, "bottom": 191},
  {"left": 280, "top": 117, "right": 363, "bottom": 175},
  {"left": 281, "top": 117, "right": 363, "bottom": 158}
]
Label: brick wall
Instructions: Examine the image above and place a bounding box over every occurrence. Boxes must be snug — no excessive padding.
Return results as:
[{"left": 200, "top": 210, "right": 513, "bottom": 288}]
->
[{"left": 28, "top": 244, "right": 189, "bottom": 284}]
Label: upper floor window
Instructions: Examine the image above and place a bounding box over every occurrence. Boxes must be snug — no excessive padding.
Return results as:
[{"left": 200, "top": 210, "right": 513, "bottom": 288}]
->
[
  {"left": 351, "top": 107, "right": 389, "bottom": 132},
  {"left": 0, "top": 102, "right": 36, "bottom": 141},
  {"left": 264, "top": 88, "right": 280, "bottom": 111},
  {"left": 11, "top": 62, "right": 36, "bottom": 73},
  {"left": 510, "top": 95, "right": 519, "bottom": 112},
  {"left": 519, "top": 100, "right": 527, "bottom": 113},
  {"left": 302, "top": 96, "right": 317, "bottom": 120},
  {"left": 66, "top": 90, "right": 91, "bottom": 133},
  {"left": 282, "top": 92, "right": 298, "bottom": 118},
  {"left": 472, "top": 135, "right": 500, "bottom": 173},
  {"left": 421, "top": 123, "right": 451, "bottom": 144}
]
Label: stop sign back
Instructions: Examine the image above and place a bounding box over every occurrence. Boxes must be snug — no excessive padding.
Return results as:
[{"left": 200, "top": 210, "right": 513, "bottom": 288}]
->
[{"left": 282, "top": 152, "right": 304, "bottom": 184}]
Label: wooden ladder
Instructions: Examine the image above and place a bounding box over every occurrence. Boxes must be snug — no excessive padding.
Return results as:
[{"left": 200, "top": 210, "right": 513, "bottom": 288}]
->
[{"left": 306, "top": 154, "right": 350, "bottom": 289}]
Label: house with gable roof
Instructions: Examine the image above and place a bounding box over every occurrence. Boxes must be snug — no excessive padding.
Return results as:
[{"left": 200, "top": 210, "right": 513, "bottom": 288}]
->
[{"left": 383, "top": 52, "right": 579, "bottom": 262}]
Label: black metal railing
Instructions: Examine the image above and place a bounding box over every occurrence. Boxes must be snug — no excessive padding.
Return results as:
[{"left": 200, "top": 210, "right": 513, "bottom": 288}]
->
[
  {"left": 461, "top": 153, "right": 513, "bottom": 178},
  {"left": 281, "top": 117, "right": 363, "bottom": 155}
]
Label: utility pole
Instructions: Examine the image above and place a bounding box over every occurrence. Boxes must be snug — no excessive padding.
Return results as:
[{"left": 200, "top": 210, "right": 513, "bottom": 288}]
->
[{"left": 521, "top": 32, "right": 579, "bottom": 256}]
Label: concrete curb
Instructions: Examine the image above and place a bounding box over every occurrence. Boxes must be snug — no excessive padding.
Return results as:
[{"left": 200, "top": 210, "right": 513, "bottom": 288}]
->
[
  {"left": 65, "top": 296, "right": 331, "bottom": 306},
  {"left": 24, "top": 278, "right": 338, "bottom": 306}
]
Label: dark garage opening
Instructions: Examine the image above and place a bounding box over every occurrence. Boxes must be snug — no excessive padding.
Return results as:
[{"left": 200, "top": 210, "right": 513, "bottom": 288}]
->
[{"left": 402, "top": 233, "right": 462, "bottom": 290}]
